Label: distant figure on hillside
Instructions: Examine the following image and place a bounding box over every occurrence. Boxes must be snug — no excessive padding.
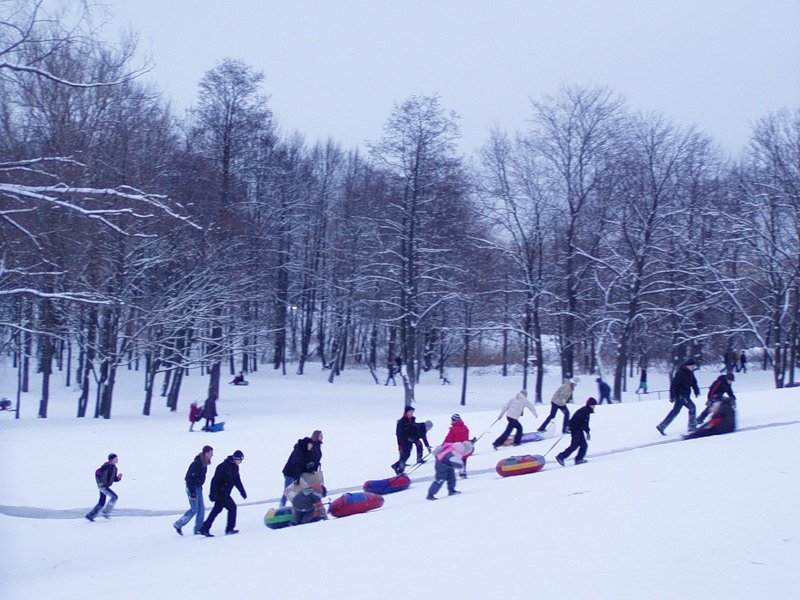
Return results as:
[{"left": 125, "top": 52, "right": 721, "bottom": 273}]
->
[
  {"left": 413, "top": 420, "right": 433, "bottom": 464},
  {"left": 492, "top": 389, "right": 539, "bottom": 449},
  {"left": 683, "top": 399, "right": 736, "bottom": 440},
  {"left": 556, "top": 398, "right": 597, "bottom": 466},
  {"left": 0, "top": 397, "right": 12, "bottom": 411},
  {"left": 698, "top": 373, "right": 736, "bottom": 426},
  {"left": 738, "top": 351, "right": 747, "bottom": 373},
  {"left": 200, "top": 450, "right": 247, "bottom": 537},
  {"left": 86, "top": 453, "right": 122, "bottom": 522},
  {"left": 173, "top": 445, "right": 214, "bottom": 536},
  {"left": 656, "top": 358, "right": 700, "bottom": 436},
  {"left": 440, "top": 366, "right": 451, "bottom": 385},
  {"left": 229, "top": 372, "right": 247, "bottom": 386},
  {"left": 443, "top": 414, "right": 473, "bottom": 478},
  {"left": 385, "top": 359, "right": 397, "bottom": 386},
  {"left": 202, "top": 396, "right": 218, "bottom": 432},
  {"left": 391, "top": 405, "right": 417, "bottom": 474},
  {"left": 538, "top": 378, "right": 577, "bottom": 435},
  {"left": 189, "top": 402, "right": 203, "bottom": 432},
  {"left": 426, "top": 441, "right": 473, "bottom": 500},
  {"left": 635, "top": 367, "right": 648, "bottom": 394},
  {"left": 596, "top": 378, "right": 612, "bottom": 404},
  {"left": 721, "top": 349, "right": 737, "bottom": 374}
]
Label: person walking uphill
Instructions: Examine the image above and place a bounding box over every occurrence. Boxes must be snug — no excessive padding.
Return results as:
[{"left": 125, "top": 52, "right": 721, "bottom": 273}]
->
[
  {"left": 200, "top": 450, "right": 247, "bottom": 537},
  {"left": 391, "top": 406, "right": 417, "bottom": 474},
  {"left": 492, "top": 389, "right": 538, "bottom": 449},
  {"left": 538, "top": 378, "right": 577, "bottom": 434},
  {"left": 280, "top": 431, "right": 323, "bottom": 507},
  {"left": 657, "top": 358, "right": 700, "bottom": 435},
  {"left": 86, "top": 453, "right": 123, "bottom": 522},
  {"left": 556, "top": 398, "right": 597, "bottom": 466},
  {"left": 173, "top": 445, "right": 214, "bottom": 536},
  {"left": 443, "top": 414, "right": 473, "bottom": 477},
  {"left": 596, "top": 378, "right": 612, "bottom": 404},
  {"left": 426, "top": 441, "right": 474, "bottom": 500}
]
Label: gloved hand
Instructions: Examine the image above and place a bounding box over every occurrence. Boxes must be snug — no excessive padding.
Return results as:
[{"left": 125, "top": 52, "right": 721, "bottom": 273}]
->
[
  {"left": 242, "top": 492, "right": 247, "bottom": 500},
  {"left": 293, "top": 478, "right": 300, "bottom": 486},
  {"left": 305, "top": 462, "right": 316, "bottom": 471},
  {"left": 209, "top": 494, "right": 215, "bottom": 502},
  {"left": 426, "top": 446, "right": 432, "bottom": 452},
  {"left": 189, "top": 492, "right": 196, "bottom": 499},
  {"left": 586, "top": 432, "right": 591, "bottom": 441}
]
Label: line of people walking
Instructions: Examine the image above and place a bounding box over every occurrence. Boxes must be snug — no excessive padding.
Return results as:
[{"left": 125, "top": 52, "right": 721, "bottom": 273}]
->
[{"left": 86, "top": 361, "right": 739, "bottom": 535}]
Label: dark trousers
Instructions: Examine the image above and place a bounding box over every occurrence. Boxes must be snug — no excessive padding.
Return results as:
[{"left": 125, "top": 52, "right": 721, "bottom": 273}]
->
[
  {"left": 557, "top": 430, "right": 588, "bottom": 462},
  {"left": 598, "top": 391, "right": 612, "bottom": 404},
  {"left": 202, "top": 494, "right": 237, "bottom": 533},
  {"left": 391, "top": 441, "right": 414, "bottom": 472},
  {"left": 659, "top": 395, "right": 696, "bottom": 432},
  {"left": 493, "top": 417, "right": 522, "bottom": 447},
  {"left": 86, "top": 486, "right": 118, "bottom": 519},
  {"left": 538, "top": 403, "right": 570, "bottom": 433},
  {"left": 427, "top": 459, "right": 457, "bottom": 497}
]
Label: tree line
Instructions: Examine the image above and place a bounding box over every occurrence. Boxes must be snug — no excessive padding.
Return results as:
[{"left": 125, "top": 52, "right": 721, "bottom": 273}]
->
[{"left": 1, "top": 1, "right": 798, "bottom": 418}]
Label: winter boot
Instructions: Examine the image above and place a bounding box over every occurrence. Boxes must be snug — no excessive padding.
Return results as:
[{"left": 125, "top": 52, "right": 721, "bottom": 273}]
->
[
  {"left": 575, "top": 458, "right": 588, "bottom": 465},
  {"left": 556, "top": 455, "right": 565, "bottom": 467},
  {"left": 656, "top": 424, "right": 666, "bottom": 436}
]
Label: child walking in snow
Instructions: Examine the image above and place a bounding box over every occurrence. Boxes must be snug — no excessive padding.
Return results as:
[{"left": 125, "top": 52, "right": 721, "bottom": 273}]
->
[{"left": 426, "top": 441, "right": 474, "bottom": 500}]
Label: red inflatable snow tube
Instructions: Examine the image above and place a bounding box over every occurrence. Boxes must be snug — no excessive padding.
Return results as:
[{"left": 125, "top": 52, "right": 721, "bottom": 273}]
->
[
  {"left": 329, "top": 492, "right": 384, "bottom": 518},
  {"left": 495, "top": 454, "right": 546, "bottom": 477},
  {"left": 363, "top": 473, "right": 411, "bottom": 495}
]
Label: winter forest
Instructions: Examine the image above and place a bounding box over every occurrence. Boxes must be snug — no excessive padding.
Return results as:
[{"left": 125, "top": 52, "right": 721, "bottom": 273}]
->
[{"left": 2, "top": 1, "right": 799, "bottom": 419}]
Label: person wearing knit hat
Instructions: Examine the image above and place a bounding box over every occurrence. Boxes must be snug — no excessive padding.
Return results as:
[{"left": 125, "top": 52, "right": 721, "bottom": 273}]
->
[
  {"left": 200, "top": 450, "right": 247, "bottom": 537},
  {"left": 556, "top": 398, "right": 597, "bottom": 466},
  {"left": 413, "top": 419, "right": 434, "bottom": 464},
  {"left": 492, "top": 389, "right": 539, "bottom": 449},
  {"left": 443, "top": 414, "right": 473, "bottom": 478},
  {"left": 538, "top": 378, "right": 576, "bottom": 435},
  {"left": 426, "top": 441, "right": 474, "bottom": 500},
  {"left": 656, "top": 358, "right": 700, "bottom": 436}
]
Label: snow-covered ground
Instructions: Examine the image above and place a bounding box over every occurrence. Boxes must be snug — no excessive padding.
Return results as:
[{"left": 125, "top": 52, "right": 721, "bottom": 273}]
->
[{"left": 1, "top": 363, "right": 798, "bottom": 599}]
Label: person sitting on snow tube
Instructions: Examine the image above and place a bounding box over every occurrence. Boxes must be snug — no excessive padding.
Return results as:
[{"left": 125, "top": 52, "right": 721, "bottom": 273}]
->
[{"left": 683, "top": 399, "right": 736, "bottom": 440}]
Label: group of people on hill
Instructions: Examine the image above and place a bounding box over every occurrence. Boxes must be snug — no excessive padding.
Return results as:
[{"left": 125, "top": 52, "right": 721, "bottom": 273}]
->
[{"left": 86, "top": 357, "right": 740, "bottom": 535}]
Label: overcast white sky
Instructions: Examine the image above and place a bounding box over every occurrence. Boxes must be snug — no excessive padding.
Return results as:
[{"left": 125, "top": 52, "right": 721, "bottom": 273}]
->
[{"left": 102, "top": 0, "right": 800, "bottom": 156}]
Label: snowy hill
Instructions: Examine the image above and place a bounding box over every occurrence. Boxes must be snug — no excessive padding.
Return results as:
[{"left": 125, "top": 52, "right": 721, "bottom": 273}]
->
[{"left": 0, "top": 365, "right": 798, "bottom": 599}]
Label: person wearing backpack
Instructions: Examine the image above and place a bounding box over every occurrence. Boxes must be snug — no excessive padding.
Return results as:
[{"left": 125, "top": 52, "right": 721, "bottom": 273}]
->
[{"left": 85, "top": 453, "right": 123, "bottom": 522}]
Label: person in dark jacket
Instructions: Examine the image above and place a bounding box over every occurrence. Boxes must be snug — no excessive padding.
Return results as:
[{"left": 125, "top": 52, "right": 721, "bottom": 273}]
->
[
  {"left": 280, "top": 431, "right": 323, "bottom": 507},
  {"left": 684, "top": 399, "right": 736, "bottom": 439},
  {"left": 200, "top": 450, "right": 247, "bottom": 536},
  {"left": 656, "top": 358, "right": 700, "bottom": 435},
  {"left": 556, "top": 398, "right": 597, "bottom": 466},
  {"left": 391, "top": 405, "right": 417, "bottom": 474},
  {"left": 596, "top": 378, "right": 612, "bottom": 404},
  {"left": 173, "top": 445, "right": 214, "bottom": 535},
  {"left": 202, "top": 396, "right": 218, "bottom": 432},
  {"left": 697, "top": 373, "right": 736, "bottom": 426},
  {"left": 290, "top": 482, "right": 328, "bottom": 526},
  {"left": 385, "top": 359, "right": 397, "bottom": 386},
  {"left": 635, "top": 366, "right": 648, "bottom": 394},
  {"left": 738, "top": 351, "right": 747, "bottom": 373},
  {"left": 413, "top": 420, "right": 433, "bottom": 464},
  {"left": 86, "top": 453, "right": 123, "bottom": 521}
]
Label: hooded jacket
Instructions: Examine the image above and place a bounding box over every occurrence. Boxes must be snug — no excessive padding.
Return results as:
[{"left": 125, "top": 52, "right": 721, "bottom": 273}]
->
[
  {"left": 185, "top": 453, "right": 210, "bottom": 489},
  {"left": 550, "top": 382, "right": 574, "bottom": 407},
  {"left": 282, "top": 438, "right": 320, "bottom": 479},
  {"left": 568, "top": 405, "right": 594, "bottom": 434},
  {"left": 670, "top": 365, "right": 700, "bottom": 400},
  {"left": 498, "top": 392, "right": 538, "bottom": 420}
]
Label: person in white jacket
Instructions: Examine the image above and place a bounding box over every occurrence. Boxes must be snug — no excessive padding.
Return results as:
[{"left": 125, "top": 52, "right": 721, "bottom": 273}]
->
[
  {"left": 492, "top": 389, "right": 539, "bottom": 449},
  {"left": 538, "top": 378, "right": 577, "bottom": 434}
]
